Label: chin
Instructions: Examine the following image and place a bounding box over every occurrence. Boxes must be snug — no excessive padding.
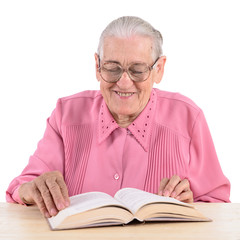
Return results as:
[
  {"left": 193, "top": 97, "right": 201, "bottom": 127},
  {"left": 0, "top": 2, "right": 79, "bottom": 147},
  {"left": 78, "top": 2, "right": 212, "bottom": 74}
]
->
[{"left": 116, "top": 108, "right": 137, "bottom": 117}]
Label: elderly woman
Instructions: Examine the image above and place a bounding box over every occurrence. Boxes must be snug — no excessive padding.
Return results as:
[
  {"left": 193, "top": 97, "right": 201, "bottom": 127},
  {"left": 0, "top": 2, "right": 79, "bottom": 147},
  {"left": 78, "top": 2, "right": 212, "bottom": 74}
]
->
[{"left": 6, "top": 16, "right": 230, "bottom": 218}]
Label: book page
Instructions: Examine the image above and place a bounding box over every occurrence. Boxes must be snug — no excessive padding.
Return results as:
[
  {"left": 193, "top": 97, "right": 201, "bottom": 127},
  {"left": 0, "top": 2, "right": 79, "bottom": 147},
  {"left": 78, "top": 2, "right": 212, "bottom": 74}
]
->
[
  {"left": 114, "top": 188, "right": 191, "bottom": 214},
  {"left": 66, "top": 192, "right": 127, "bottom": 214},
  {"left": 48, "top": 191, "right": 128, "bottom": 228}
]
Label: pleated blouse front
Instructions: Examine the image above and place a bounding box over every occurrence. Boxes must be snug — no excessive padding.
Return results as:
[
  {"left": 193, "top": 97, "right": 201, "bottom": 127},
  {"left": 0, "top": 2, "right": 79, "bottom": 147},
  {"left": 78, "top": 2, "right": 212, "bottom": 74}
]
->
[{"left": 6, "top": 88, "right": 230, "bottom": 203}]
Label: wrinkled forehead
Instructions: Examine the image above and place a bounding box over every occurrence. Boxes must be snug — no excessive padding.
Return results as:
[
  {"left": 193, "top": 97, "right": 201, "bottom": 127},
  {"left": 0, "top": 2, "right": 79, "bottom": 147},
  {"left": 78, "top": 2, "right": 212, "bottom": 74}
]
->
[{"left": 101, "top": 35, "right": 154, "bottom": 64}]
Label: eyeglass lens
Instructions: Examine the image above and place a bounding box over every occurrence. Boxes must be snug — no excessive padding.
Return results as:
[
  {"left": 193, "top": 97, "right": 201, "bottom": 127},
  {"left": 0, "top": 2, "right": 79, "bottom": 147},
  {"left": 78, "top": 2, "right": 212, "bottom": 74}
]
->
[{"left": 100, "top": 62, "right": 150, "bottom": 82}]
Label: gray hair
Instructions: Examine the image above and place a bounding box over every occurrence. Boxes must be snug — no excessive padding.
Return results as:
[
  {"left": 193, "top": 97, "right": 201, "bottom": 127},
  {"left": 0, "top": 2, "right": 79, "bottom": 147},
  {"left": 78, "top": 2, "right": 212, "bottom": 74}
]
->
[{"left": 97, "top": 16, "right": 163, "bottom": 61}]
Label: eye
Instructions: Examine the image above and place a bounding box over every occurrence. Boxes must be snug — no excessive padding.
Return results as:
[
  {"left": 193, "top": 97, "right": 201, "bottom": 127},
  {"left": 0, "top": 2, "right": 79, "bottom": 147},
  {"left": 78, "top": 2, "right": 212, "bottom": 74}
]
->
[
  {"left": 129, "top": 64, "right": 148, "bottom": 75},
  {"left": 102, "top": 63, "right": 121, "bottom": 73},
  {"left": 130, "top": 70, "right": 143, "bottom": 75}
]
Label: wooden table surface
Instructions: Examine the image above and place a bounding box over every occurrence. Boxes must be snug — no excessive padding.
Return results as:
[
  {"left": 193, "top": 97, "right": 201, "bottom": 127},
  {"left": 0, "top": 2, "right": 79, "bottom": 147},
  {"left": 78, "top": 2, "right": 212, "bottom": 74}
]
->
[{"left": 0, "top": 202, "right": 240, "bottom": 240}]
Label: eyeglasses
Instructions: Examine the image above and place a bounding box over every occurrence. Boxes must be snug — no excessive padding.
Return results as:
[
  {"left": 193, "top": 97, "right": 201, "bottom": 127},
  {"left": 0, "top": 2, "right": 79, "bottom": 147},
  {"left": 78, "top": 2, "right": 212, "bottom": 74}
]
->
[{"left": 98, "top": 56, "right": 159, "bottom": 83}]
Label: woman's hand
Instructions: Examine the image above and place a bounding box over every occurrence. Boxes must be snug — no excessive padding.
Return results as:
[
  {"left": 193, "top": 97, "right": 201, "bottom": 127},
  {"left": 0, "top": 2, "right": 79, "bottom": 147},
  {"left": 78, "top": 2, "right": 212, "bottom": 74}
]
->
[
  {"left": 18, "top": 171, "right": 70, "bottom": 218},
  {"left": 158, "top": 175, "right": 193, "bottom": 203}
]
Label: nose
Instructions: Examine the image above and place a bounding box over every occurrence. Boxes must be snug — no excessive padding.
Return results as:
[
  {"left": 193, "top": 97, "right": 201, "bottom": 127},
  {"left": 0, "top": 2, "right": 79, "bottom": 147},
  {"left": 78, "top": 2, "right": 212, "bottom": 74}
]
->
[{"left": 116, "top": 71, "right": 134, "bottom": 89}]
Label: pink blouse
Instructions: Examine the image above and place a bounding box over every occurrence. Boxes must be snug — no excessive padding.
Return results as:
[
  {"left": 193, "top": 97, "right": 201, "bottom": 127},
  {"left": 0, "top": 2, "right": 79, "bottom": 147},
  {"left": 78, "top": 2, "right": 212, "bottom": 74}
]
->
[{"left": 6, "top": 88, "right": 230, "bottom": 203}]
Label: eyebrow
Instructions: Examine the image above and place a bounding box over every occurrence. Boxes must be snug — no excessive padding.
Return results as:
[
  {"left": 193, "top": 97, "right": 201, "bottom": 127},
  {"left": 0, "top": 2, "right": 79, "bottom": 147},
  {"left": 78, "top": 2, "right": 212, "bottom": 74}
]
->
[
  {"left": 102, "top": 60, "right": 120, "bottom": 64},
  {"left": 103, "top": 60, "right": 148, "bottom": 66}
]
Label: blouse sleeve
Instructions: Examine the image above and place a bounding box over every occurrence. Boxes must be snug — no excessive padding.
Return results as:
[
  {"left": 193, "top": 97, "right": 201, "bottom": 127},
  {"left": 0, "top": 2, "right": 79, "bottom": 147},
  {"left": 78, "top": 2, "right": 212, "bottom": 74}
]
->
[
  {"left": 188, "top": 110, "right": 231, "bottom": 202},
  {"left": 6, "top": 99, "right": 65, "bottom": 204}
]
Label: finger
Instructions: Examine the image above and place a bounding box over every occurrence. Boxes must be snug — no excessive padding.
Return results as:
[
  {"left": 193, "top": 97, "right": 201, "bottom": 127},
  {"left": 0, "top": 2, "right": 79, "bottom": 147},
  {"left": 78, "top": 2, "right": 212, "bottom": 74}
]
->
[
  {"left": 30, "top": 183, "right": 51, "bottom": 218},
  {"left": 46, "top": 177, "right": 68, "bottom": 211},
  {"left": 18, "top": 182, "right": 35, "bottom": 205},
  {"left": 35, "top": 180, "right": 58, "bottom": 217},
  {"left": 158, "top": 178, "right": 169, "bottom": 195},
  {"left": 163, "top": 175, "right": 181, "bottom": 197},
  {"left": 56, "top": 176, "right": 70, "bottom": 207},
  {"left": 170, "top": 178, "right": 190, "bottom": 198},
  {"left": 176, "top": 191, "right": 193, "bottom": 203}
]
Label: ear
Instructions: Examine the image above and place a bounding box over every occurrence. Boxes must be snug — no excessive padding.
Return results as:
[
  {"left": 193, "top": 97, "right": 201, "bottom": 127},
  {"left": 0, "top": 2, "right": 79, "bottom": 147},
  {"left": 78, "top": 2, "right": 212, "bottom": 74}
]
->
[
  {"left": 94, "top": 53, "right": 101, "bottom": 82},
  {"left": 153, "top": 56, "right": 167, "bottom": 84}
]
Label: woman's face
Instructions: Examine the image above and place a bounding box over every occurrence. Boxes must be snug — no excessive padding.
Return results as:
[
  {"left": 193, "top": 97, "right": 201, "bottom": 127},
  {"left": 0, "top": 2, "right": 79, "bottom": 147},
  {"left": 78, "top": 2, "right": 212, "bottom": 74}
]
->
[{"left": 95, "top": 35, "right": 166, "bottom": 124}]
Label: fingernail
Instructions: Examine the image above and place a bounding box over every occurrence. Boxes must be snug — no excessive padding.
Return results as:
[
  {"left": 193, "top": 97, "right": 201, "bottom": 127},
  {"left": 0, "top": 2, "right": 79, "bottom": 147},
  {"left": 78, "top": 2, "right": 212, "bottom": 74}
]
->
[
  {"left": 65, "top": 201, "right": 70, "bottom": 207},
  {"left": 57, "top": 203, "right": 65, "bottom": 210},
  {"left": 158, "top": 190, "right": 163, "bottom": 196},
  {"left": 163, "top": 190, "right": 170, "bottom": 197},
  {"left": 50, "top": 208, "right": 58, "bottom": 216},
  {"left": 171, "top": 191, "right": 176, "bottom": 198}
]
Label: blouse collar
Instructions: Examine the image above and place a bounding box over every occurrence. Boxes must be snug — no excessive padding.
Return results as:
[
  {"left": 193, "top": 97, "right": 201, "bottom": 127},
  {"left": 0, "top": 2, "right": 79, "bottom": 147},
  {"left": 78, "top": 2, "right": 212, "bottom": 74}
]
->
[{"left": 98, "top": 89, "right": 157, "bottom": 152}]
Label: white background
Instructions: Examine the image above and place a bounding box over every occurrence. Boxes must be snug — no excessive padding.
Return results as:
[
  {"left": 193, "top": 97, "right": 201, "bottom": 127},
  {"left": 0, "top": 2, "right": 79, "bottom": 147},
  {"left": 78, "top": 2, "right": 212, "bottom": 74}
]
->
[{"left": 0, "top": 0, "right": 239, "bottom": 202}]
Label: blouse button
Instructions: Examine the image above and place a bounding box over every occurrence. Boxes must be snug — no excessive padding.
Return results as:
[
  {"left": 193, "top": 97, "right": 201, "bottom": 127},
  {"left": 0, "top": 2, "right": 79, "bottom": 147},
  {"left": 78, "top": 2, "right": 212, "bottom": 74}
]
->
[
  {"left": 114, "top": 173, "right": 120, "bottom": 180},
  {"left": 127, "top": 129, "right": 131, "bottom": 135}
]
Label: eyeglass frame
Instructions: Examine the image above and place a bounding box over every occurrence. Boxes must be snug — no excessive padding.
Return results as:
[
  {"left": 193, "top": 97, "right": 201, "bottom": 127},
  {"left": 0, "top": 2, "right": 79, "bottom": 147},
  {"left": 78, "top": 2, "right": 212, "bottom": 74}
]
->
[{"left": 97, "top": 55, "right": 160, "bottom": 83}]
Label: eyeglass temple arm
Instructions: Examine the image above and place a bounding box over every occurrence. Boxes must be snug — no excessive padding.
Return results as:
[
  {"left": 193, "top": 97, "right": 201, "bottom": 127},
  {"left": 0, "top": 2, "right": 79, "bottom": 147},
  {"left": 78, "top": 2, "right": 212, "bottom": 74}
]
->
[
  {"left": 151, "top": 57, "right": 160, "bottom": 69},
  {"left": 97, "top": 55, "right": 101, "bottom": 71}
]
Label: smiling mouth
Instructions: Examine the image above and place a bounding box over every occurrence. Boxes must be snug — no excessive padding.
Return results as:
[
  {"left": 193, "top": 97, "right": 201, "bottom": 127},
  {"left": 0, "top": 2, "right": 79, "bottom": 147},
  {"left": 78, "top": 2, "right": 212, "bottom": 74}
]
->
[{"left": 115, "top": 91, "right": 134, "bottom": 97}]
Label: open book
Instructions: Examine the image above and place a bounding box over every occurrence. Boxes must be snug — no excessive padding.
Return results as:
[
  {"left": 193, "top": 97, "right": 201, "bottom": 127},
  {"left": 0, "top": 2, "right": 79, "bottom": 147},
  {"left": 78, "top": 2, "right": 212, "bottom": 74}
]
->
[{"left": 47, "top": 188, "right": 210, "bottom": 230}]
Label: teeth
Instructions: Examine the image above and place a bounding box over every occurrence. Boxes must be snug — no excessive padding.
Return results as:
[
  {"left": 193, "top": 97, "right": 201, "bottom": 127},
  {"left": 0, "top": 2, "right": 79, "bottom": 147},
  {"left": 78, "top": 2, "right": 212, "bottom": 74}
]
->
[{"left": 116, "top": 91, "right": 133, "bottom": 97}]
